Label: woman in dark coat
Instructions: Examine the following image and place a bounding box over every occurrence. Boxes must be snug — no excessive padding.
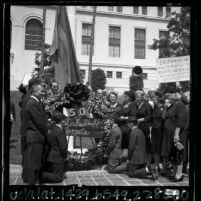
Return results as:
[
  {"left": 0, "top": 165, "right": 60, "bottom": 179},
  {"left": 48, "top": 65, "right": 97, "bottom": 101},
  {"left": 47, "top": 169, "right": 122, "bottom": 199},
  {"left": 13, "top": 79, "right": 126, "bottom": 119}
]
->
[
  {"left": 161, "top": 93, "right": 187, "bottom": 182},
  {"left": 135, "top": 91, "right": 152, "bottom": 157},
  {"left": 148, "top": 96, "right": 164, "bottom": 179},
  {"left": 114, "top": 91, "right": 137, "bottom": 161}
]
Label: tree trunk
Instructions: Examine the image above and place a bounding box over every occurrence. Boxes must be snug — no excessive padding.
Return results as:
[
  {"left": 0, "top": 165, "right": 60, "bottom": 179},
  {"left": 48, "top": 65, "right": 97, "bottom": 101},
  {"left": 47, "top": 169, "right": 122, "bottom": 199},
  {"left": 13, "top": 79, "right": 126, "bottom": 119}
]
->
[
  {"left": 39, "top": 8, "right": 46, "bottom": 81},
  {"left": 88, "top": 6, "right": 97, "bottom": 87}
]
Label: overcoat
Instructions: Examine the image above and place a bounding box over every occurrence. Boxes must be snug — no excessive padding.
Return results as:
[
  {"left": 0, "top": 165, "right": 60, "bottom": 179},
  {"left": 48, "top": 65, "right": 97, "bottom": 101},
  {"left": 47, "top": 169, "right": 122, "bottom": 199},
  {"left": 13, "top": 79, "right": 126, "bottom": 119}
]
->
[
  {"left": 128, "top": 127, "right": 147, "bottom": 165},
  {"left": 105, "top": 124, "right": 122, "bottom": 170}
]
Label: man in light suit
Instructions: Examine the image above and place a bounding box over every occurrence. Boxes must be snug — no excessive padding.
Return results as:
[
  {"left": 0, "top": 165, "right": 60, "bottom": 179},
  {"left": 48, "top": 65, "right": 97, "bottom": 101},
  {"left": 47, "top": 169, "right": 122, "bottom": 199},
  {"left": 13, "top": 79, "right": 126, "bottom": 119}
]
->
[
  {"left": 24, "top": 83, "right": 49, "bottom": 185},
  {"left": 127, "top": 117, "right": 148, "bottom": 179}
]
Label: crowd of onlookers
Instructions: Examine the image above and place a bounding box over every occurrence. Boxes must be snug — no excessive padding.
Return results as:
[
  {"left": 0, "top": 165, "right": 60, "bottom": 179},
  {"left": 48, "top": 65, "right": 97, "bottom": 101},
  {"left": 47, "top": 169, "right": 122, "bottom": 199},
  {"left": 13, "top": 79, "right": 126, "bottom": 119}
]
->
[{"left": 10, "top": 76, "right": 190, "bottom": 185}]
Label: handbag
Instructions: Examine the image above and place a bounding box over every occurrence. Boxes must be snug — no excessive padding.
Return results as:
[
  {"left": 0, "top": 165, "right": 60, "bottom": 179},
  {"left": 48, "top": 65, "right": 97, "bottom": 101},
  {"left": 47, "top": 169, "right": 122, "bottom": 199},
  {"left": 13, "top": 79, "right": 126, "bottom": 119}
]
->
[{"left": 174, "top": 141, "right": 184, "bottom": 151}]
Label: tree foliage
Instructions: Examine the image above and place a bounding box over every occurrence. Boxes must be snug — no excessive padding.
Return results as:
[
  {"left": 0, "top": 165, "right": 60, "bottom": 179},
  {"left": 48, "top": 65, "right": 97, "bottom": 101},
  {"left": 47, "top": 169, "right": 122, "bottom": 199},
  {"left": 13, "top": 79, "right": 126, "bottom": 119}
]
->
[
  {"left": 34, "top": 44, "right": 55, "bottom": 88},
  {"left": 91, "top": 68, "right": 106, "bottom": 91},
  {"left": 148, "top": 7, "right": 190, "bottom": 93},
  {"left": 129, "top": 75, "right": 144, "bottom": 92}
]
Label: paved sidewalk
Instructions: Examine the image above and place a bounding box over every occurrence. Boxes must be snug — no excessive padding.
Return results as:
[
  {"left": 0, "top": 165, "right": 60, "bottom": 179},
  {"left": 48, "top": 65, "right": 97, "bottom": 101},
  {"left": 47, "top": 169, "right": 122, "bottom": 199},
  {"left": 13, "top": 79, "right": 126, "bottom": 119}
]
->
[{"left": 10, "top": 164, "right": 189, "bottom": 186}]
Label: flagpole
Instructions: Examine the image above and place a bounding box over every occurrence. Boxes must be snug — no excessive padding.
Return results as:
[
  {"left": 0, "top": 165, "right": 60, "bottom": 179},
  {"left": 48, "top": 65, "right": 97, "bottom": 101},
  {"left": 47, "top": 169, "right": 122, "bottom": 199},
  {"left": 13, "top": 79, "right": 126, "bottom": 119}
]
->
[
  {"left": 39, "top": 7, "right": 46, "bottom": 81},
  {"left": 88, "top": 6, "right": 97, "bottom": 87}
]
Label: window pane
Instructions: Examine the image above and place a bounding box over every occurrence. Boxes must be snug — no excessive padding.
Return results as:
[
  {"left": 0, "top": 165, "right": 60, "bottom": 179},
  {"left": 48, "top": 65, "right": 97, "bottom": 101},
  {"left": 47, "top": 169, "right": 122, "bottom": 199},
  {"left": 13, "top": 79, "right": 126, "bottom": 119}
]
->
[
  {"left": 107, "top": 71, "right": 113, "bottom": 78},
  {"left": 133, "top": 6, "right": 139, "bottom": 14},
  {"left": 166, "top": 7, "right": 171, "bottom": 17},
  {"left": 116, "top": 72, "right": 122, "bottom": 78},
  {"left": 142, "top": 6, "right": 147, "bottom": 15},
  {"left": 117, "top": 6, "right": 122, "bottom": 12},
  {"left": 108, "top": 6, "right": 114, "bottom": 11},
  {"left": 25, "top": 19, "right": 43, "bottom": 50},
  {"left": 158, "top": 7, "right": 163, "bottom": 17},
  {"left": 135, "top": 29, "right": 146, "bottom": 59}
]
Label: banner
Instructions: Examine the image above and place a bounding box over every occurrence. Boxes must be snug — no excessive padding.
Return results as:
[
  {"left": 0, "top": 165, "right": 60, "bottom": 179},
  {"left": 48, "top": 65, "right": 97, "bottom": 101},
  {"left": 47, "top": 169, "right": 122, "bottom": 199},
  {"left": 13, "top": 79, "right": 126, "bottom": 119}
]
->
[
  {"left": 50, "top": 6, "right": 82, "bottom": 89},
  {"left": 157, "top": 56, "right": 190, "bottom": 83}
]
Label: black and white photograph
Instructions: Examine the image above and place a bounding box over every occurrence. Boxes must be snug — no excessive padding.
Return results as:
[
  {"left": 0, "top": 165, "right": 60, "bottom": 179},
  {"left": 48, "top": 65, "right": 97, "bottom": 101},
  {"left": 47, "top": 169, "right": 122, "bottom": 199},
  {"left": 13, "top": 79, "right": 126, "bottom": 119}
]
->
[{"left": 3, "top": 2, "right": 196, "bottom": 201}]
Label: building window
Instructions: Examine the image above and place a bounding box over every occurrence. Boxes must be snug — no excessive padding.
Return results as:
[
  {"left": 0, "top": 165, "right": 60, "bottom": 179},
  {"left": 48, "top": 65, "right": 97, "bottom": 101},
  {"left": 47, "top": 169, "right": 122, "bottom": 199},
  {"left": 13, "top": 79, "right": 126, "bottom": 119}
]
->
[
  {"left": 159, "top": 30, "right": 169, "bottom": 57},
  {"left": 166, "top": 7, "right": 171, "bottom": 17},
  {"left": 109, "top": 26, "right": 120, "bottom": 57},
  {"left": 135, "top": 28, "right": 146, "bottom": 59},
  {"left": 80, "top": 69, "right": 86, "bottom": 80},
  {"left": 133, "top": 6, "right": 139, "bottom": 14},
  {"left": 107, "top": 71, "right": 113, "bottom": 78},
  {"left": 142, "top": 73, "right": 147, "bottom": 80},
  {"left": 108, "top": 6, "right": 114, "bottom": 11},
  {"left": 116, "top": 6, "right": 122, "bottom": 12},
  {"left": 158, "top": 7, "right": 163, "bottom": 17},
  {"left": 25, "top": 19, "right": 43, "bottom": 50},
  {"left": 82, "top": 23, "right": 93, "bottom": 55},
  {"left": 81, "top": 6, "right": 87, "bottom": 8},
  {"left": 142, "top": 6, "right": 147, "bottom": 15},
  {"left": 116, "top": 72, "right": 122, "bottom": 78}
]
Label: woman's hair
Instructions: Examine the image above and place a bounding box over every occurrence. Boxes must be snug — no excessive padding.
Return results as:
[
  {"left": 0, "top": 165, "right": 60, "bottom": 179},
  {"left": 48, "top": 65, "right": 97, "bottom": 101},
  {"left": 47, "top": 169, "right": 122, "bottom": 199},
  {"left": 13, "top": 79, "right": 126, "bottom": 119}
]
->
[
  {"left": 124, "top": 91, "right": 135, "bottom": 101},
  {"left": 135, "top": 90, "right": 144, "bottom": 97},
  {"left": 108, "top": 92, "right": 118, "bottom": 101},
  {"left": 52, "top": 110, "right": 65, "bottom": 123},
  {"left": 18, "top": 84, "right": 27, "bottom": 94}
]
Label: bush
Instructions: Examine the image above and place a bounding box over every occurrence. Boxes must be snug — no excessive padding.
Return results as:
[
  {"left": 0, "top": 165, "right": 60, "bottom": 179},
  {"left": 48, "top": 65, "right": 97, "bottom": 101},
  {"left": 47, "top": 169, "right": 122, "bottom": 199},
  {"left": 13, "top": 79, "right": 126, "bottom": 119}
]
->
[
  {"left": 91, "top": 68, "right": 106, "bottom": 91},
  {"left": 129, "top": 75, "right": 144, "bottom": 93}
]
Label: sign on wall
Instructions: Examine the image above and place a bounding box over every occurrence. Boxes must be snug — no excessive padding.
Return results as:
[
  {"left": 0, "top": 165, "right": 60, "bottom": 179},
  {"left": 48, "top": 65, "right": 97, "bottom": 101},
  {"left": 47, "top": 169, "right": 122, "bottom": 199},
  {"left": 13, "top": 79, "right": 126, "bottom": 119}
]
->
[{"left": 156, "top": 56, "right": 190, "bottom": 83}]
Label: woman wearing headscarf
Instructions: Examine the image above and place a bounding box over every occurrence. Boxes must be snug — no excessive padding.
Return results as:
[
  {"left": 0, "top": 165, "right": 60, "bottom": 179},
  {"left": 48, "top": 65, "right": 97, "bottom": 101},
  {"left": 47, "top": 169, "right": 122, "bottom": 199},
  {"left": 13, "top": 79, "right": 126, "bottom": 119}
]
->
[{"left": 161, "top": 93, "right": 187, "bottom": 182}]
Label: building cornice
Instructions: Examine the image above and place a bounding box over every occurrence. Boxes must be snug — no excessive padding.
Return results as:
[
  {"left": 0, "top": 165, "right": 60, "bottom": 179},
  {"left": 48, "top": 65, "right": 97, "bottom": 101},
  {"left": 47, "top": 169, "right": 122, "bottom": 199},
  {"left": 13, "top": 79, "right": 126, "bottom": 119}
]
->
[
  {"left": 76, "top": 8, "right": 171, "bottom": 22},
  {"left": 78, "top": 62, "right": 157, "bottom": 70}
]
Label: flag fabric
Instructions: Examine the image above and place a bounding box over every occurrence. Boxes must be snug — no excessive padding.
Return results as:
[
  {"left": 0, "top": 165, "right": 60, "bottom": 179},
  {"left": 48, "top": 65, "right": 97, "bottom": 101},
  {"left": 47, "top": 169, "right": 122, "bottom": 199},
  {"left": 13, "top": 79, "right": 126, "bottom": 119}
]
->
[{"left": 50, "top": 6, "right": 82, "bottom": 88}]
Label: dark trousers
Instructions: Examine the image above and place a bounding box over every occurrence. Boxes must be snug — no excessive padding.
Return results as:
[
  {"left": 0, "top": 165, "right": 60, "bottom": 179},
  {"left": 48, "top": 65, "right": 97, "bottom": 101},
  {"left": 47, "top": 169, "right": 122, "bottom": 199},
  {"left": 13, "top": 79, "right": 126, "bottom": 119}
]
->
[
  {"left": 127, "top": 163, "right": 147, "bottom": 179},
  {"left": 21, "top": 136, "right": 28, "bottom": 182},
  {"left": 40, "top": 162, "right": 64, "bottom": 183},
  {"left": 27, "top": 142, "right": 44, "bottom": 185}
]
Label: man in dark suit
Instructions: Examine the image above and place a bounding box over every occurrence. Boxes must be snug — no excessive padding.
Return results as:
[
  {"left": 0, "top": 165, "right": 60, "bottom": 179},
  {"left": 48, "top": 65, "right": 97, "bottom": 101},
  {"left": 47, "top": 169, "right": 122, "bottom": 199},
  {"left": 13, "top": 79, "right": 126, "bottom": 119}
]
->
[
  {"left": 127, "top": 117, "right": 148, "bottom": 179},
  {"left": 40, "top": 110, "right": 67, "bottom": 183},
  {"left": 18, "top": 80, "right": 41, "bottom": 183},
  {"left": 24, "top": 83, "right": 49, "bottom": 185},
  {"left": 104, "top": 118, "right": 123, "bottom": 173}
]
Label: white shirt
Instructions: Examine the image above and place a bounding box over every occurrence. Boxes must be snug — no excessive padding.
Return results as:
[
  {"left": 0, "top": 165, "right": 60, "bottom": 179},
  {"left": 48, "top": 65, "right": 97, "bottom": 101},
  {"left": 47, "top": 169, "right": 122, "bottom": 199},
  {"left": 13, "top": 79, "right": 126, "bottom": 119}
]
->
[{"left": 30, "top": 95, "right": 40, "bottom": 103}]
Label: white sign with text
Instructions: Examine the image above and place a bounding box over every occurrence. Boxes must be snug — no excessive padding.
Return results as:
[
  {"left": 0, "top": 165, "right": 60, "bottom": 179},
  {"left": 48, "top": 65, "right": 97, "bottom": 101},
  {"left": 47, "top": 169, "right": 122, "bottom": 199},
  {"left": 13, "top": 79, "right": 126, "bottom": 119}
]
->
[{"left": 157, "top": 56, "right": 190, "bottom": 83}]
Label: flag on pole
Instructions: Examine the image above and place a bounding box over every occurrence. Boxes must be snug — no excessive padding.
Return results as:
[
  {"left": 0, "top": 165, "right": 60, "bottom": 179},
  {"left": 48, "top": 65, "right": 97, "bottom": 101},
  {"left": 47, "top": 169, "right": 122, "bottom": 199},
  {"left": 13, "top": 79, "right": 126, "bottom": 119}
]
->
[{"left": 50, "top": 6, "right": 82, "bottom": 88}]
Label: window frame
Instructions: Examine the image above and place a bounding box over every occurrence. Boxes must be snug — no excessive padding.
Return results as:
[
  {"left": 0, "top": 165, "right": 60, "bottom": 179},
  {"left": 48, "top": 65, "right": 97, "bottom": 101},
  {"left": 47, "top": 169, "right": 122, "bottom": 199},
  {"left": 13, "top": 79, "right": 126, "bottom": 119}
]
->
[
  {"left": 134, "top": 28, "right": 146, "bottom": 59},
  {"left": 81, "top": 23, "right": 93, "bottom": 56},
  {"left": 158, "top": 7, "right": 163, "bottom": 17},
  {"left": 108, "top": 26, "right": 121, "bottom": 57},
  {"left": 116, "top": 6, "right": 122, "bottom": 12},
  {"left": 24, "top": 18, "right": 43, "bottom": 51},
  {"left": 133, "top": 6, "right": 139, "bottom": 14},
  {"left": 142, "top": 6, "right": 147, "bottom": 15},
  {"left": 116, "top": 71, "right": 122, "bottom": 79},
  {"left": 166, "top": 7, "right": 171, "bottom": 17},
  {"left": 107, "top": 71, "right": 113, "bottom": 78}
]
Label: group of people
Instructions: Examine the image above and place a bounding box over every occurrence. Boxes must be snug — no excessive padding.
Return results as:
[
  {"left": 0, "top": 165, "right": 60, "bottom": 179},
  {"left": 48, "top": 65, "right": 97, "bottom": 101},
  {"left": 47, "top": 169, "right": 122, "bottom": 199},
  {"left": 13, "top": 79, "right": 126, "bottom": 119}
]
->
[
  {"left": 94, "top": 86, "right": 189, "bottom": 182},
  {"left": 15, "top": 73, "right": 189, "bottom": 185}
]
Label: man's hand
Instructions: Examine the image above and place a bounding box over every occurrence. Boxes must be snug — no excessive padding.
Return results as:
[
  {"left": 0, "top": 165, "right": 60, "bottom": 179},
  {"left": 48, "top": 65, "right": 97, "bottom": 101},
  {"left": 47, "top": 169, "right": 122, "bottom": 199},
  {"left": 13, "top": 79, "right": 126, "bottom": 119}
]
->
[{"left": 137, "top": 118, "right": 145, "bottom": 123}]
